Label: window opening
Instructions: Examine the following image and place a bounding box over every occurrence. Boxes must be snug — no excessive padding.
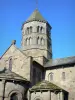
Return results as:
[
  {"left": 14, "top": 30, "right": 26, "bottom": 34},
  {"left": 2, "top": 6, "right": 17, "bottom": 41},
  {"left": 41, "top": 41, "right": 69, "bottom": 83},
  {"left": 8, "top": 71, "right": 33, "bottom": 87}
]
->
[
  {"left": 30, "top": 26, "right": 32, "bottom": 33},
  {"left": 37, "top": 26, "right": 40, "bottom": 33},
  {"left": 62, "top": 72, "right": 65, "bottom": 80},
  {"left": 9, "top": 58, "right": 12, "bottom": 71},
  {"left": 27, "top": 27, "right": 29, "bottom": 34},
  {"left": 10, "top": 93, "right": 18, "bottom": 100},
  {"left": 49, "top": 72, "right": 53, "bottom": 81}
]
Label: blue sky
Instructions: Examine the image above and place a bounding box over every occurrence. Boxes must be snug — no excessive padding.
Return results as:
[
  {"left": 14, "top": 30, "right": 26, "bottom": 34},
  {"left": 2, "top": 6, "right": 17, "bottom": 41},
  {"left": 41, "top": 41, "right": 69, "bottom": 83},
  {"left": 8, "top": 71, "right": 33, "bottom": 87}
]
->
[{"left": 0, "top": 0, "right": 75, "bottom": 59}]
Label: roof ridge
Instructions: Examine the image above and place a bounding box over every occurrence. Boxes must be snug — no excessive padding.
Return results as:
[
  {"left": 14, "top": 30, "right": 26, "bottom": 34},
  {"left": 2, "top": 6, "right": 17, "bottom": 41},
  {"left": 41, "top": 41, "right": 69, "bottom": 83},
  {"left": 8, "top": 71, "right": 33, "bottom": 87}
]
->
[
  {"left": 45, "top": 56, "right": 75, "bottom": 67},
  {"left": 48, "top": 56, "right": 75, "bottom": 61}
]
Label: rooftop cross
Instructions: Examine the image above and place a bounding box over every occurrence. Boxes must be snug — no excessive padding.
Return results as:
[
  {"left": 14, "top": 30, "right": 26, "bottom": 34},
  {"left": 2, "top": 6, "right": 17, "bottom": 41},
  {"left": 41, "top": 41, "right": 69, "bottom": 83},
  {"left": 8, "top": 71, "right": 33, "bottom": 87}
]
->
[{"left": 35, "top": 0, "right": 38, "bottom": 9}]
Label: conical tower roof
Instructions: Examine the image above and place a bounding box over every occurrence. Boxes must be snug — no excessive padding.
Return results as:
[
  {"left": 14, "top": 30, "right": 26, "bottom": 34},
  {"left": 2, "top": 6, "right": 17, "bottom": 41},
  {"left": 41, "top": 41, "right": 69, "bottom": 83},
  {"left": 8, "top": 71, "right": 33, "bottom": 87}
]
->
[{"left": 25, "top": 9, "right": 47, "bottom": 23}]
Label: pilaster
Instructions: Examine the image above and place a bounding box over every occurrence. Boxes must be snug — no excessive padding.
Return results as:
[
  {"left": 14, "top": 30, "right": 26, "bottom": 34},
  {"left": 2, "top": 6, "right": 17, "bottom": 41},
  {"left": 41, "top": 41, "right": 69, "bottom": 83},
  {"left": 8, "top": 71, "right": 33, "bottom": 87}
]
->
[
  {"left": 60, "top": 90, "right": 64, "bottom": 100},
  {"left": 0, "top": 80, "right": 6, "bottom": 100}
]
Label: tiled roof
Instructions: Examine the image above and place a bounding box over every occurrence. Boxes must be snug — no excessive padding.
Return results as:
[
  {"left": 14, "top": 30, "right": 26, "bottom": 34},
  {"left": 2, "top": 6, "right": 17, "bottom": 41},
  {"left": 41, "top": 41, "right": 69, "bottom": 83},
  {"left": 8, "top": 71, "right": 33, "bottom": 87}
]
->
[
  {"left": 44, "top": 56, "right": 75, "bottom": 68},
  {"left": 25, "top": 9, "right": 47, "bottom": 23},
  {"left": 0, "top": 68, "right": 28, "bottom": 81},
  {"left": 30, "top": 80, "right": 64, "bottom": 91}
]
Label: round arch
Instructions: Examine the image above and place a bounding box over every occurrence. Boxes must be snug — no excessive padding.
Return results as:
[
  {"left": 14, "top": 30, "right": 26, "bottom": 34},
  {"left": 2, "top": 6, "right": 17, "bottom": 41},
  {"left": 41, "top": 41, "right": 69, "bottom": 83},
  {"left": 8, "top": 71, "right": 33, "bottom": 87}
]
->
[
  {"left": 37, "top": 37, "right": 40, "bottom": 45},
  {"left": 33, "top": 96, "right": 43, "bottom": 100},
  {"left": 48, "top": 72, "right": 54, "bottom": 81},
  {"left": 8, "top": 90, "right": 23, "bottom": 100}
]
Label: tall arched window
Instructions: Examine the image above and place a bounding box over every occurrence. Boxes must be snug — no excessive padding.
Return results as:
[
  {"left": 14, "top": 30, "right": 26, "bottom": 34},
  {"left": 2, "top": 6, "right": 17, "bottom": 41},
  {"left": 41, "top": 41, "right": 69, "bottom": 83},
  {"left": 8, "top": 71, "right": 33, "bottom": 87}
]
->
[
  {"left": 40, "top": 27, "right": 43, "bottom": 33},
  {"left": 10, "top": 93, "right": 18, "bottom": 100},
  {"left": 26, "top": 38, "right": 27, "bottom": 45},
  {"left": 9, "top": 58, "right": 12, "bottom": 71},
  {"left": 48, "top": 72, "right": 53, "bottom": 81},
  {"left": 37, "top": 26, "right": 40, "bottom": 33},
  {"left": 37, "top": 37, "right": 40, "bottom": 45},
  {"left": 30, "top": 26, "right": 32, "bottom": 33},
  {"left": 27, "top": 27, "right": 29, "bottom": 34},
  {"left": 62, "top": 72, "right": 65, "bottom": 80}
]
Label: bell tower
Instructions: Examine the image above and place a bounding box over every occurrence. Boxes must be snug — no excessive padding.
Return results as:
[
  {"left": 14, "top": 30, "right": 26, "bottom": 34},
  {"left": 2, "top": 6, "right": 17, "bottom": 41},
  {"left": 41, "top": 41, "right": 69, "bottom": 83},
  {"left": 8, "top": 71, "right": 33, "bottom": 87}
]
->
[{"left": 21, "top": 9, "right": 52, "bottom": 64}]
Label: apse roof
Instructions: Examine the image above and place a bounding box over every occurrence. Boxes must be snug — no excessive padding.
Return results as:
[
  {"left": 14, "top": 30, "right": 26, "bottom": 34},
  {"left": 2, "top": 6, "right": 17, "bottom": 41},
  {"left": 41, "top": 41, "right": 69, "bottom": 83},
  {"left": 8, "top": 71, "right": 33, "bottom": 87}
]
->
[
  {"left": 44, "top": 56, "right": 75, "bottom": 68},
  {"left": 25, "top": 9, "right": 47, "bottom": 23},
  {"left": 0, "top": 68, "right": 28, "bottom": 82},
  {"left": 29, "top": 80, "right": 67, "bottom": 92}
]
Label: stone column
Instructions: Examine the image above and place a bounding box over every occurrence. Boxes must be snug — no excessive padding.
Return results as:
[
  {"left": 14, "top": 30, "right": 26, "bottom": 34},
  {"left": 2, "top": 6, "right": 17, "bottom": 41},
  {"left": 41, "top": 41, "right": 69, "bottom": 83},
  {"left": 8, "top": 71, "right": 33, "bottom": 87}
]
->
[
  {"left": 60, "top": 90, "right": 64, "bottom": 100},
  {"left": 51, "top": 91, "right": 56, "bottom": 100},
  {"left": 29, "top": 91, "right": 31, "bottom": 100},
  {"left": 54, "top": 91, "right": 57, "bottom": 100},
  {"left": 33, "top": 26, "right": 36, "bottom": 33},
  {"left": 58, "top": 92, "right": 60, "bottom": 100},
  {"left": 51, "top": 92, "right": 53, "bottom": 100},
  {"left": 50, "top": 91, "right": 51, "bottom": 100},
  {"left": 0, "top": 80, "right": 5, "bottom": 100}
]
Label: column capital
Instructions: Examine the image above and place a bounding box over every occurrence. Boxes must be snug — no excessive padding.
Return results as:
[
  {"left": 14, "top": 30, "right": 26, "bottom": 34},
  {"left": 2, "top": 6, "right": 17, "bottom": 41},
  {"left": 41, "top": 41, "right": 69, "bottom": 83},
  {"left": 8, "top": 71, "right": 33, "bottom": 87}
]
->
[{"left": 2, "top": 79, "right": 6, "bottom": 84}]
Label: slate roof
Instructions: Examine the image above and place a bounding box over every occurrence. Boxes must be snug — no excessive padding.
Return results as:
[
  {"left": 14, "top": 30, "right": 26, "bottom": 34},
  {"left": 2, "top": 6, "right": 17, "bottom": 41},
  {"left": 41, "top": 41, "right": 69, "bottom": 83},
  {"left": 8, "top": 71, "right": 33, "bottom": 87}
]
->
[
  {"left": 0, "top": 68, "right": 28, "bottom": 82},
  {"left": 30, "top": 80, "right": 64, "bottom": 91},
  {"left": 21, "top": 9, "right": 52, "bottom": 29},
  {"left": 44, "top": 56, "right": 75, "bottom": 68},
  {"left": 25, "top": 9, "right": 47, "bottom": 23}
]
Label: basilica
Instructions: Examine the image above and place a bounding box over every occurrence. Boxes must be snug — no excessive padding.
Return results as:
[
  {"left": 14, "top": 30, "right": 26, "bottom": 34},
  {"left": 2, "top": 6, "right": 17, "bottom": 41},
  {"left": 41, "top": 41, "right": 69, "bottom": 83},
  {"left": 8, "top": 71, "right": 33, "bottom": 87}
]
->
[{"left": 0, "top": 9, "right": 75, "bottom": 100}]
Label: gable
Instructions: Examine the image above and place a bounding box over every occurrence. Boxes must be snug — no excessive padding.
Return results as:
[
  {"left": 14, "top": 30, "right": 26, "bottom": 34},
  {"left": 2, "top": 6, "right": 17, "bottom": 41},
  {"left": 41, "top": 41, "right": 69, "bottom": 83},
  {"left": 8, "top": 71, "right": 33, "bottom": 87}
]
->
[
  {"left": 0, "top": 44, "right": 33, "bottom": 80},
  {"left": 0, "top": 44, "right": 27, "bottom": 68},
  {"left": 1, "top": 44, "right": 27, "bottom": 60}
]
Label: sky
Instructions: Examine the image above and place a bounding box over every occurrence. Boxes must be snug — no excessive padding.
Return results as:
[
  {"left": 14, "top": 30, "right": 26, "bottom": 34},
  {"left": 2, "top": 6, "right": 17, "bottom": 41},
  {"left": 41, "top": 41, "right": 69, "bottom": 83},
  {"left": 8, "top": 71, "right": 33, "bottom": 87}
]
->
[{"left": 0, "top": 0, "right": 75, "bottom": 59}]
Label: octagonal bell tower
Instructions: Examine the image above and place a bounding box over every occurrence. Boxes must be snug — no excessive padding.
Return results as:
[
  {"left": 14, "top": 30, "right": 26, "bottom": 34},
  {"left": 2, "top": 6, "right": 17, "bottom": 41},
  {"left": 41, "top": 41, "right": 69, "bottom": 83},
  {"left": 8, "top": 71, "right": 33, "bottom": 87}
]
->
[{"left": 21, "top": 9, "right": 52, "bottom": 64}]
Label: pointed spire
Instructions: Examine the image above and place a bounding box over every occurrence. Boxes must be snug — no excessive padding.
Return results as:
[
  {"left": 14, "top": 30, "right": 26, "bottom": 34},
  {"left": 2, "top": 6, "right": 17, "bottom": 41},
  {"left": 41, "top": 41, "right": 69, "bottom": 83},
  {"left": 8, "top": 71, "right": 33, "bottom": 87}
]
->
[{"left": 25, "top": 9, "right": 47, "bottom": 23}]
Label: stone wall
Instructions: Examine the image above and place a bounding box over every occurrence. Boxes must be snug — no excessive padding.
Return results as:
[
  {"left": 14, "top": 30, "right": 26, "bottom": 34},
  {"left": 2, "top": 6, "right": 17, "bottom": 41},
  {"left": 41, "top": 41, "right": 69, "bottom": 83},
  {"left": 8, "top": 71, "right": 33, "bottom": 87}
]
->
[
  {"left": 23, "top": 49, "right": 51, "bottom": 65},
  {"left": 22, "top": 21, "right": 52, "bottom": 60},
  {"left": 45, "top": 65, "right": 75, "bottom": 100},
  {"left": 29, "top": 91, "right": 65, "bottom": 100},
  {"left": 0, "top": 44, "right": 32, "bottom": 81},
  {"left": 31, "top": 61, "right": 44, "bottom": 85},
  {"left": 0, "top": 80, "right": 28, "bottom": 100}
]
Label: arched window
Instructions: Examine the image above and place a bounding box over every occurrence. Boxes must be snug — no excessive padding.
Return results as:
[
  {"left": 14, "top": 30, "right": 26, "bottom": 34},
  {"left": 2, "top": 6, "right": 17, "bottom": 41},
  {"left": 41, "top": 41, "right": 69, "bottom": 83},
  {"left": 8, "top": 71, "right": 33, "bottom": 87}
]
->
[
  {"left": 27, "top": 27, "right": 29, "bottom": 34},
  {"left": 10, "top": 93, "right": 18, "bottom": 100},
  {"left": 48, "top": 72, "right": 53, "bottom": 81},
  {"left": 30, "top": 26, "right": 32, "bottom": 33},
  {"left": 37, "top": 37, "right": 40, "bottom": 45},
  {"left": 26, "top": 38, "right": 27, "bottom": 45},
  {"left": 9, "top": 58, "right": 12, "bottom": 71},
  {"left": 62, "top": 72, "right": 65, "bottom": 80},
  {"left": 37, "top": 26, "right": 40, "bottom": 33},
  {"left": 40, "top": 27, "right": 43, "bottom": 33},
  {"left": 41, "top": 38, "right": 45, "bottom": 45}
]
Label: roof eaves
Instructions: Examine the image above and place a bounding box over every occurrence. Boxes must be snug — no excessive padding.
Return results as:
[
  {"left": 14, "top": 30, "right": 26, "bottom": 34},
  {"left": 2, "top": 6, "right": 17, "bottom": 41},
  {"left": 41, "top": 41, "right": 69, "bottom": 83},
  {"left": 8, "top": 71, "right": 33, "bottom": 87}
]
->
[
  {"left": 30, "top": 80, "right": 67, "bottom": 92},
  {"left": 44, "top": 56, "right": 75, "bottom": 68}
]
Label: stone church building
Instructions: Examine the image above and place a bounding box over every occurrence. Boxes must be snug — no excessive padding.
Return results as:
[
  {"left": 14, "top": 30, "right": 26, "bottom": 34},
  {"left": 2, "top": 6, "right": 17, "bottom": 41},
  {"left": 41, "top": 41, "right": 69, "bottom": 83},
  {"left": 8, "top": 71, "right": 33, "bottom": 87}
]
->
[{"left": 0, "top": 9, "right": 75, "bottom": 100}]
